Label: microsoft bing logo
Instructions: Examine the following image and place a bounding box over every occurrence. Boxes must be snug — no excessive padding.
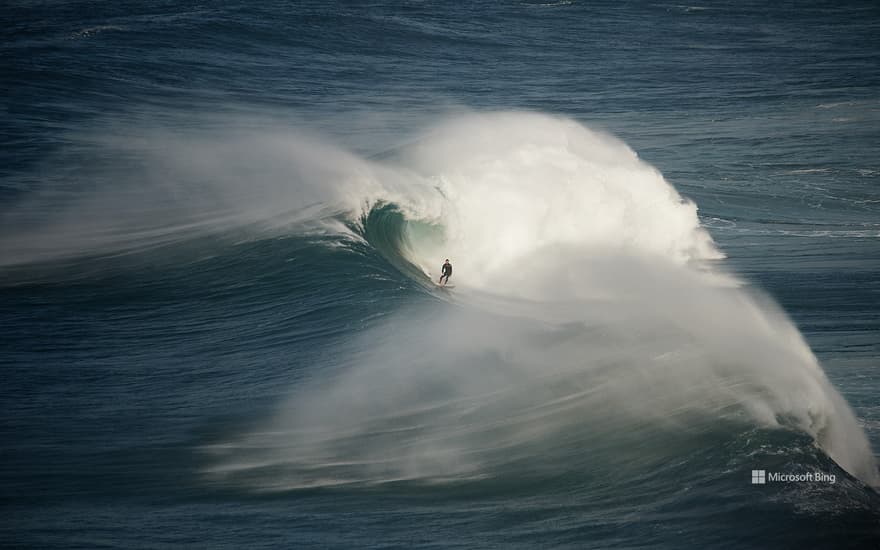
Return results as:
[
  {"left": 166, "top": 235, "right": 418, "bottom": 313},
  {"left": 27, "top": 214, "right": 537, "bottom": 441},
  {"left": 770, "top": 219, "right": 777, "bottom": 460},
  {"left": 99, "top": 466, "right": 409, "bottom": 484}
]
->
[{"left": 749, "top": 469, "right": 835, "bottom": 484}]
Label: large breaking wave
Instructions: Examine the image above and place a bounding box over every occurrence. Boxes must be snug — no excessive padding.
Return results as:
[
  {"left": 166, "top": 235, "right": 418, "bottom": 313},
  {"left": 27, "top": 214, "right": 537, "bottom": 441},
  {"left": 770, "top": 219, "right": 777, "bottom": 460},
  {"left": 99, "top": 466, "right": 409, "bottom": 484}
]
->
[
  {"left": 3, "top": 111, "right": 876, "bottom": 488},
  {"left": 205, "top": 112, "right": 878, "bottom": 489}
]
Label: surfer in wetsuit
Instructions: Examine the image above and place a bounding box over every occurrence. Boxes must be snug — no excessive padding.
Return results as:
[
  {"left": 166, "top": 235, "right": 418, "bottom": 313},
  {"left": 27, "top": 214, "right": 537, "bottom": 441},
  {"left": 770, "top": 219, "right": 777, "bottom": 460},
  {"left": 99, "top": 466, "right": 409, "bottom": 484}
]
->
[{"left": 439, "top": 259, "right": 452, "bottom": 286}]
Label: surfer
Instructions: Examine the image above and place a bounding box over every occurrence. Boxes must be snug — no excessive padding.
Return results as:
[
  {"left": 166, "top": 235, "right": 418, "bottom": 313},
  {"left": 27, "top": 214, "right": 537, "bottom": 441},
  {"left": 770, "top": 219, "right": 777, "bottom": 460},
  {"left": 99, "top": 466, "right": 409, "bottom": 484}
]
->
[{"left": 438, "top": 259, "right": 452, "bottom": 286}]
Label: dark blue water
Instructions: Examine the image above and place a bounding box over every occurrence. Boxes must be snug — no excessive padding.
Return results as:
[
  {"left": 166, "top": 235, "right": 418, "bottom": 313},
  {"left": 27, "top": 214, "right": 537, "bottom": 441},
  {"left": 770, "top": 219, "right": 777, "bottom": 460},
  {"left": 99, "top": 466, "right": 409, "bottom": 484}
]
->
[{"left": 3, "top": 1, "right": 880, "bottom": 548}]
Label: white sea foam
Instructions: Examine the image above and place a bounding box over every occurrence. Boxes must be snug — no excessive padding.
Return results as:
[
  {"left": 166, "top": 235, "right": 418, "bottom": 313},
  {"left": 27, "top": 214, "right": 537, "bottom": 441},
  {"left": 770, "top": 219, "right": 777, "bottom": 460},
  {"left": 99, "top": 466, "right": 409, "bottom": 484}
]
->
[
  {"left": 202, "top": 112, "right": 878, "bottom": 489},
  {"left": 4, "top": 109, "right": 874, "bottom": 487}
]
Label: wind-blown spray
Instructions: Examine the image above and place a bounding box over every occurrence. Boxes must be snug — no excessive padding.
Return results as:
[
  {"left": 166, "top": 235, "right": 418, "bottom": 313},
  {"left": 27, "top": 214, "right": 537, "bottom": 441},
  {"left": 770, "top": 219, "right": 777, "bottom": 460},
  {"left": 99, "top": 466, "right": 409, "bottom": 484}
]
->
[{"left": 199, "top": 112, "right": 878, "bottom": 489}]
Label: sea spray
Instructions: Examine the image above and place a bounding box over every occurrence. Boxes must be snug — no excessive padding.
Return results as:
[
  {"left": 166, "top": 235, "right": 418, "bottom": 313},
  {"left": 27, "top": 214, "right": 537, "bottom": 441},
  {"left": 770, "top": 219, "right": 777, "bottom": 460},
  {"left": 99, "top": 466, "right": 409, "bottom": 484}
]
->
[
  {"left": 202, "top": 112, "right": 879, "bottom": 489},
  {"left": 1, "top": 107, "right": 870, "bottom": 487}
]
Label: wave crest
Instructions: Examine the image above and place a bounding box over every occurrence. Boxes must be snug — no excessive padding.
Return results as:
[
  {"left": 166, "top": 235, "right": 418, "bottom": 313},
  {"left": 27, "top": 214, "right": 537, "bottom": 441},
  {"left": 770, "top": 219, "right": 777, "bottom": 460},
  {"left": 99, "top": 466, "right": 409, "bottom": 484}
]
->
[{"left": 204, "top": 112, "right": 878, "bottom": 489}]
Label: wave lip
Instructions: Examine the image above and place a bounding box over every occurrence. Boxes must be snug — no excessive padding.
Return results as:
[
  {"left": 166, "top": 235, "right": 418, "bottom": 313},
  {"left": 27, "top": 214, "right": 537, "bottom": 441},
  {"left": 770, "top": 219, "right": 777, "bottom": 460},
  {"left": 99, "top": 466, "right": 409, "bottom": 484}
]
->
[{"left": 391, "top": 112, "right": 723, "bottom": 293}]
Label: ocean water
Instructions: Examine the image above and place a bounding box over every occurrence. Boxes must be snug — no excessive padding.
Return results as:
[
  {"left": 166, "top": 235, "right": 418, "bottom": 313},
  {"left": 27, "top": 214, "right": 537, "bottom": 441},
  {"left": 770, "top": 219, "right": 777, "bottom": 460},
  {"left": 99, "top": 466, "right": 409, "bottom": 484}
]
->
[{"left": 3, "top": 1, "right": 880, "bottom": 548}]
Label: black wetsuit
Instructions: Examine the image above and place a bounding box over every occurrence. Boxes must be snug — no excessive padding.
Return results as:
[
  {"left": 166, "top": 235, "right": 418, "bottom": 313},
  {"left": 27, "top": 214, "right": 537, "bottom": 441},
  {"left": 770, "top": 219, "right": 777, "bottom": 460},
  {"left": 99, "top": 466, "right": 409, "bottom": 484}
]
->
[{"left": 440, "top": 262, "right": 452, "bottom": 284}]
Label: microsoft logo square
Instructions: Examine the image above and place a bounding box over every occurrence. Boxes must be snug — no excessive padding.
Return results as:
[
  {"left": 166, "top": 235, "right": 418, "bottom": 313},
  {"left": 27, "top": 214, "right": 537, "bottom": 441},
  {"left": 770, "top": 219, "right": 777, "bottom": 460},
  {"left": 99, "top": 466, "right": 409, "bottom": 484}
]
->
[{"left": 751, "top": 470, "right": 766, "bottom": 484}]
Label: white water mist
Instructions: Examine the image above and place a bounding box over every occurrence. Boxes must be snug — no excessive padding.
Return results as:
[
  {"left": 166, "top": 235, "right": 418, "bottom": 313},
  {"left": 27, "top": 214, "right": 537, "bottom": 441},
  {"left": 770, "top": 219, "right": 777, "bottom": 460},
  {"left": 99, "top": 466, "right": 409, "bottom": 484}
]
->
[{"left": 203, "top": 112, "right": 879, "bottom": 489}]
